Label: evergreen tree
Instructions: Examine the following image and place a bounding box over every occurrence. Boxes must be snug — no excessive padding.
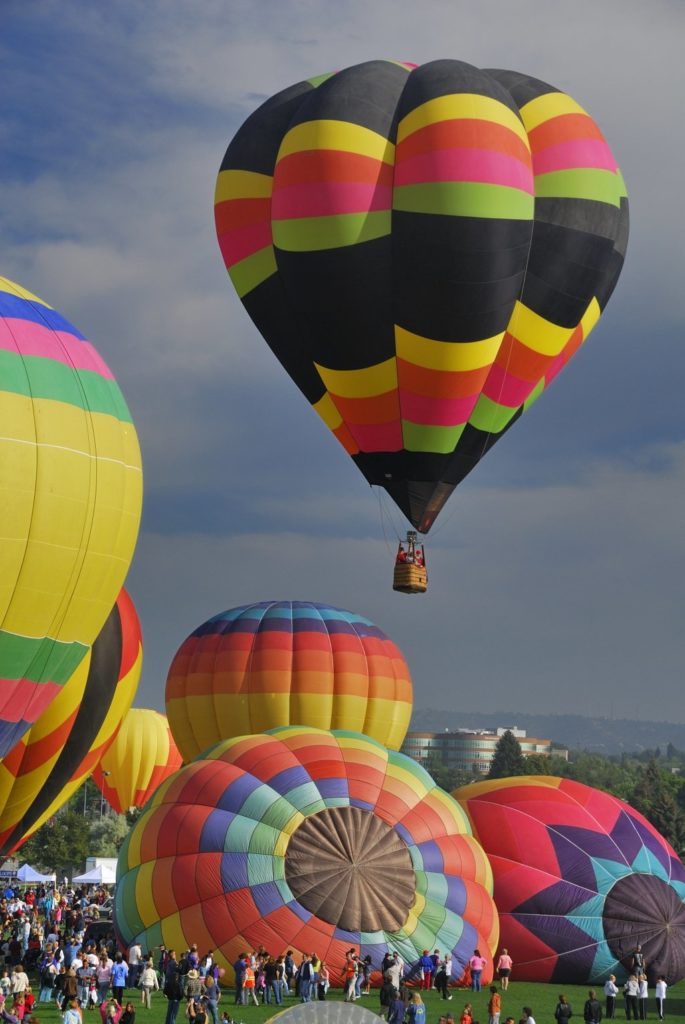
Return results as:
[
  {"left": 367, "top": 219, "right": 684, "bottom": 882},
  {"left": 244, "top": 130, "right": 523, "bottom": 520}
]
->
[{"left": 488, "top": 730, "right": 527, "bottom": 779}]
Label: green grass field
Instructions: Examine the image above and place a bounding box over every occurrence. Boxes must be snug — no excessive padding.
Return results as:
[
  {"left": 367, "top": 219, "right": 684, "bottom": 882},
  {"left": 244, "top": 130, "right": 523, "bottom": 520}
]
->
[{"left": 27, "top": 981, "right": 685, "bottom": 1024}]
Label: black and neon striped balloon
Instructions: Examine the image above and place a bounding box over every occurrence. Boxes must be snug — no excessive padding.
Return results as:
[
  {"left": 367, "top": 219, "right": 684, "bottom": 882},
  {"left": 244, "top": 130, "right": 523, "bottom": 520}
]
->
[{"left": 215, "top": 60, "right": 628, "bottom": 532}]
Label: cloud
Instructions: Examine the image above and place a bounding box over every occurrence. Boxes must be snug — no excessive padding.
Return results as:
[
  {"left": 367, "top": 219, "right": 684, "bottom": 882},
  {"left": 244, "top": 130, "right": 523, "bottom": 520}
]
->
[
  {"left": 2, "top": 0, "right": 683, "bottom": 723},
  {"left": 130, "top": 442, "right": 685, "bottom": 720}
]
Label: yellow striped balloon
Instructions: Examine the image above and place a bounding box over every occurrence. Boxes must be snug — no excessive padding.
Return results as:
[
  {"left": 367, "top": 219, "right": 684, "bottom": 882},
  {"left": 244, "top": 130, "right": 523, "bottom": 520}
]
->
[
  {"left": 0, "top": 588, "right": 142, "bottom": 854},
  {"left": 93, "top": 709, "right": 182, "bottom": 814},
  {"left": 0, "top": 277, "right": 142, "bottom": 757}
]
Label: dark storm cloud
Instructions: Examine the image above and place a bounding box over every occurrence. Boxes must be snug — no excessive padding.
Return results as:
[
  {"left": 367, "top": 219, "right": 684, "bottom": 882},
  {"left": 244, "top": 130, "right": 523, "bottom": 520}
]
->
[{"left": 1, "top": 0, "right": 683, "bottom": 721}]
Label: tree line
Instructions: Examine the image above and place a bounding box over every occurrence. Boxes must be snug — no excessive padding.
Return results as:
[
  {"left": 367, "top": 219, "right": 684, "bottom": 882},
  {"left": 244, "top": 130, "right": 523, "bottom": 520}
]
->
[{"left": 426, "top": 731, "right": 685, "bottom": 857}]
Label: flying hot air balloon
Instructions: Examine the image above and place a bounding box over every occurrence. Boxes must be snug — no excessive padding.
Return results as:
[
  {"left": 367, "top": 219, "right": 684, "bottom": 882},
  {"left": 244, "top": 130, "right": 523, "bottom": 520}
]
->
[
  {"left": 0, "top": 277, "right": 142, "bottom": 754},
  {"left": 214, "top": 59, "right": 628, "bottom": 557}
]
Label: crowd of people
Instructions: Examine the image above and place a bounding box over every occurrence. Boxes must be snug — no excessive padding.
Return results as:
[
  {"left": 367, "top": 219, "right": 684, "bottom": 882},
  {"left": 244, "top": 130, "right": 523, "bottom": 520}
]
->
[{"left": 0, "top": 881, "right": 675, "bottom": 1024}]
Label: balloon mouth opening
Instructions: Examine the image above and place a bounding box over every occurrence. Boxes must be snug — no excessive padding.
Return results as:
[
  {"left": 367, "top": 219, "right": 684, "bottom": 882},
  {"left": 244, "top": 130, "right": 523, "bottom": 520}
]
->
[
  {"left": 603, "top": 872, "right": 685, "bottom": 981},
  {"left": 284, "top": 805, "right": 415, "bottom": 932}
]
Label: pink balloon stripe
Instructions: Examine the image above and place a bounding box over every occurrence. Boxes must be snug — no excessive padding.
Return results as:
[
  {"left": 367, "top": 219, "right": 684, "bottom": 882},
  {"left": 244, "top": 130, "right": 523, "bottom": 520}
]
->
[
  {"left": 346, "top": 419, "right": 403, "bottom": 453},
  {"left": 532, "top": 138, "right": 618, "bottom": 175},
  {"left": 482, "top": 362, "right": 538, "bottom": 408},
  {"left": 0, "top": 677, "right": 60, "bottom": 721},
  {"left": 218, "top": 221, "right": 273, "bottom": 267},
  {"left": 0, "top": 319, "right": 114, "bottom": 379},
  {"left": 399, "top": 389, "right": 478, "bottom": 426},
  {"left": 394, "top": 148, "right": 534, "bottom": 193},
  {"left": 271, "top": 180, "right": 393, "bottom": 219}
]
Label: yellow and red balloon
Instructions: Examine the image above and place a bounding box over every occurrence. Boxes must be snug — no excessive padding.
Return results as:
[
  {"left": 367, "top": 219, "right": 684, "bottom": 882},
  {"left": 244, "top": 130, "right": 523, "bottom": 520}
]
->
[{"left": 93, "top": 708, "right": 182, "bottom": 814}]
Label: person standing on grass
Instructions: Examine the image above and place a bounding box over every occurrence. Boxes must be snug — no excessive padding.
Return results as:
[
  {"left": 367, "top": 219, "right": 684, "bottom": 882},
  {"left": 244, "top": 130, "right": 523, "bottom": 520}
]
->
[
  {"left": 584, "top": 989, "right": 603, "bottom": 1024},
  {"left": 407, "top": 992, "right": 426, "bottom": 1024},
  {"left": 655, "top": 977, "right": 667, "bottom": 1021},
  {"left": 497, "top": 949, "right": 513, "bottom": 991},
  {"left": 624, "top": 976, "right": 640, "bottom": 1021},
  {"left": 489, "top": 985, "right": 501, "bottom": 1024},
  {"left": 555, "top": 994, "right": 573, "bottom": 1024},
  {"left": 110, "top": 956, "right": 128, "bottom": 1007},
  {"left": 605, "top": 976, "right": 619, "bottom": 1019},
  {"left": 469, "top": 950, "right": 487, "bottom": 993},
  {"left": 638, "top": 976, "right": 648, "bottom": 1020},
  {"left": 139, "top": 962, "right": 158, "bottom": 1010}
]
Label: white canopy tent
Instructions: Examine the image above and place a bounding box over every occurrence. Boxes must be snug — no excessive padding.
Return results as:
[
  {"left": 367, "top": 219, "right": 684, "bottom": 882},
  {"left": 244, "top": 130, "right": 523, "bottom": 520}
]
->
[
  {"left": 72, "top": 864, "right": 116, "bottom": 885},
  {"left": 16, "top": 863, "right": 56, "bottom": 883}
]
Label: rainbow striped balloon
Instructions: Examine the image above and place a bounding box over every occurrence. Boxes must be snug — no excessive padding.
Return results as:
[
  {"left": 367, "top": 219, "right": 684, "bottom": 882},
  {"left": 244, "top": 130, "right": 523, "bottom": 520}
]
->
[
  {"left": 116, "top": 727, "right": 497, "bottom": 985},
  {"left": 165, "top": 601, "right": 413, "bottom": 760},
  {"left": 0, "top": 277, "right": 142, "bottom": 756},
  {"left": 215, "top": 60, "right": 628, "bottom": 533}
]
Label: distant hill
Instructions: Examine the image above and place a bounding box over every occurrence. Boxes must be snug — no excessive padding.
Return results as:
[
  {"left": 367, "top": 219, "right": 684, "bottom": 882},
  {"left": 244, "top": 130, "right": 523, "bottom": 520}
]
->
[{"left": 408, "top": 709, "right": 685, "bottom": 755}]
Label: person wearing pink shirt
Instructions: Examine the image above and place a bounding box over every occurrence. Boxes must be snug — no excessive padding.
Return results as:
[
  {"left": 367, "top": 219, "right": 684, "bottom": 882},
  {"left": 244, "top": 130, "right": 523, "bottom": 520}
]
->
[
  {"left": 496, "top": 949, "right": 513, "bottom": 991},
  {"left": 468, "top": 951, "right": 486, "bottom": 993}
]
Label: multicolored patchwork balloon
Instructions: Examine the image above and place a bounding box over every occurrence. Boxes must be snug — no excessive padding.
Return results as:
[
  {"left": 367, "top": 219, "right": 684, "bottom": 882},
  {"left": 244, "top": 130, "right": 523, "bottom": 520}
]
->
[
  {"left": 215, "top": 59, "right": 628, "bottom": 533},
  {"left": 116, "top": 727, "right": 497, "bottom": 984},
  {"left": 456, "top": 776, "right": 685, "bottom": 984},
  {"left": 165, "top": 601, "right": 413, "bottom": 759},
  {"left": 0, "top": 277, "right": 142, "bottom": 757},
  {"left": 93, "top": 708, "right": 182, "bottom": 814},
  {"left": 0, "top": 588, "right": 142, "bottom": 855}
]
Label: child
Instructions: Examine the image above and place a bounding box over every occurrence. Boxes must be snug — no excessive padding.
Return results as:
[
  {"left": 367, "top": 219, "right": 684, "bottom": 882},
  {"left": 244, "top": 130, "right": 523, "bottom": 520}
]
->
[
  {"left": 488, "top": 987, "right": 501, "bottom": 1024},
  {"left": 22, "top": 991, "right": 34, "bottom": 1021}
]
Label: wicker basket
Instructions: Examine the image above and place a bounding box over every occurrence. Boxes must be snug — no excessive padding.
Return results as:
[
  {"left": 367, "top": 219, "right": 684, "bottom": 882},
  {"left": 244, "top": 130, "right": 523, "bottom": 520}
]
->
[{"left": 393, "top": 562, "right": 428, "bottom": 594}]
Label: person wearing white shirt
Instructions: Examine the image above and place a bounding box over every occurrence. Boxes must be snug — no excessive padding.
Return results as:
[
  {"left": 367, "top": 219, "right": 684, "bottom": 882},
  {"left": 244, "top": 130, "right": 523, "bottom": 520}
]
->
[
  {"left": 638, "top": 976, "right": 648, "bottom": 1020},
  {"left": 655, "top": 977, "right": 667, "bottom": 1021},
  {"left": 604, "top": 975, "right": 618, "bottom": 1019}
]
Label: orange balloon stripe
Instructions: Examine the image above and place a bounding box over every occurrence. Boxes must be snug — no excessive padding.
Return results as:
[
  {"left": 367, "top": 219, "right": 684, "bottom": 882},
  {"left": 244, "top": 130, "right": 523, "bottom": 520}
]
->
[
  {"left": 329, "top": 389, "right": 401, "bottom": 426},
  {"left": 397, "top": 357, "right": 491, "bottom": 400},
  {"left": 396, "top": 118, "right": 531, "bottom": 165},
  {"left": 493, "top": 331, "right": 554, "bottom": 382},
  {"left": 527, "top": 112, "right": 605, "bottom": 153},
  {"left": 274, "top": 149, "right": 395, "bottom": 187}
]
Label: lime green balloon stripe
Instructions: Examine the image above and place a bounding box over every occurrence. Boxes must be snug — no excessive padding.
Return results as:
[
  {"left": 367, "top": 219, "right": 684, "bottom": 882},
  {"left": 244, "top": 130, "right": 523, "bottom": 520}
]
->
[
  {"left": 272, "top": 210, "right": 391, "bottom": 252},
  {"left": 469, "top": 392, "right": 517, "bottom": 434},
  {"left": 228, "top": 246, "right": 277, "bottom": 298},
  {"left": 393, "top": 181, "right": 535, "bottom": 219},
  {"left": 534, "top": 167, "right": 622, "bottom": 206},
  {"left": 402, "top": 420, "right": 466, "bottom": 454}
]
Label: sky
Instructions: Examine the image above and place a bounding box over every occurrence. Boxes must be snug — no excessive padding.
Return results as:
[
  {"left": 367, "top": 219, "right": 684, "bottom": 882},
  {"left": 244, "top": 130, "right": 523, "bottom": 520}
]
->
[{"left": 2, "top": 0, "right": 684, "bottom": 725}]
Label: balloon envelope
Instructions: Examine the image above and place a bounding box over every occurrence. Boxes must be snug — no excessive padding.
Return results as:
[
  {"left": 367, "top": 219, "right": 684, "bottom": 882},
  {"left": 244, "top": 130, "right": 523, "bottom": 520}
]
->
[
  {"left": 215, "top": 59, "right": 628, "bottom": 532},
  {"left": 93, "top": 708, "right": 182, "bottom": 814},
  {"left": 456, "top": 776, "right": 685, "bottom": 984},
  {"left": 0, "top": 277, "right": 142, "bottom": 756},
  {"left": 116, "top": 727, "right": 497, "bottom": 985},
  {"left": 166, "top": 601, "right": 413, "bottom": 760},
  {"left": 0, "top": 588, "right": 142, "bottom": 855}
]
